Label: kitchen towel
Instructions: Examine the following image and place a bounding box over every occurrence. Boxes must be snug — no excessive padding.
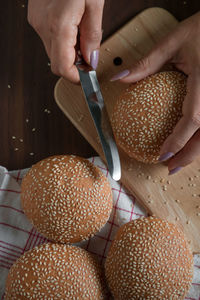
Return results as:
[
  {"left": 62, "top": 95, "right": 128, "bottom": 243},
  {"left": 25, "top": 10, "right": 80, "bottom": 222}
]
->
[{"left": 0, "top": 156, "right": 199, "bottom": 299}]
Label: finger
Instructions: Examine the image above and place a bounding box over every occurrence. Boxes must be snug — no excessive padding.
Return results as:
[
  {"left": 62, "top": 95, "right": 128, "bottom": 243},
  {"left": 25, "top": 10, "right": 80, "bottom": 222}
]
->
[
  {"left": 167, "top": 129, "right": 200, "bottom": 174},
  {"left": 159, "top": 74, "right": 200, "bottom": 160},
  {"left": 79, "top": 0, "right": 104, "bottom": 68},
  {"left": 50, "top": 22, "right": 79, "bottom": 83},
  {"left": 110, "top": 27, "right": 181, "bottom": 82}
]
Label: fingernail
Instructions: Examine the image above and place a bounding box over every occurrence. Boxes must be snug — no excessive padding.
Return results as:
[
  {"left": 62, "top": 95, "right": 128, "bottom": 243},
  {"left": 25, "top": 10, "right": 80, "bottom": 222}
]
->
[
  {"left": 168, "top": 167, "right": 182, "bottom": 176},
  {"left": 110, "top": 70, "right": 130, "bottom": 82},
  {"left": 158, "top": 152, "right": 174, "bottom": 162},
  {"left": 90, "top": 49, "right": 99, "bottom": 70}
]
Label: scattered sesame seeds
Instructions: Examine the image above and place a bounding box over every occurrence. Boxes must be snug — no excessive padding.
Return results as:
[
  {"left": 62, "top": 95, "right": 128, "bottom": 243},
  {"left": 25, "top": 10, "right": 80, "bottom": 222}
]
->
[{"left": 162, "top": 185, "right": 167, "bottom": 191}]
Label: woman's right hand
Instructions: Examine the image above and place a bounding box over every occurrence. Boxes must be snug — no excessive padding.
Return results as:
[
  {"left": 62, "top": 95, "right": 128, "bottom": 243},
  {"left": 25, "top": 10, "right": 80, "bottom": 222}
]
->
[{"left": 28, "top": 0, "right": 105, "bottom": 83}]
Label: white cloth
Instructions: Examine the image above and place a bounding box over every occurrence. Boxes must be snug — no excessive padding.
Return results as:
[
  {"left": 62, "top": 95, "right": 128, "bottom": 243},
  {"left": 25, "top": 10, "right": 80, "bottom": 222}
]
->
[{"left": 0, "top": 157, "right": 199, "bottom": 299}]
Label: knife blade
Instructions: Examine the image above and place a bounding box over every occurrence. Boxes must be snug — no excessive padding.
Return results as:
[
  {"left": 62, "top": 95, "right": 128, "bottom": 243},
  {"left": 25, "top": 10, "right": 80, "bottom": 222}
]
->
[{"left": 76, "top": 61, "right": 121, "bottom": 181}]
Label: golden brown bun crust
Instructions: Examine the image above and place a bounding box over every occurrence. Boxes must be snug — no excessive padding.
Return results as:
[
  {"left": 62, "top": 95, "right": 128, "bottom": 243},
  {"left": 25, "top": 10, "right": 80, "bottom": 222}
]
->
[
  {"left": 5, "top": 243, "right": 108, "bottom": 300},
  {"left": 21, "top": 155, "right": 113, "bottom": 243},
  {"left": 105, "top": 216, "right": 193, "bottom": 300},
  {"left": 111, "top": 71, "right": 187, "bottom": 163}
]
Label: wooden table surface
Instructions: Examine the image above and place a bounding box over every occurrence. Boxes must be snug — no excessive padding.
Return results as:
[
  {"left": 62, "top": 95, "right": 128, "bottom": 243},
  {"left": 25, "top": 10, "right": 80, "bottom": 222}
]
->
[{"left": 1, "top": 0, "right": 199, "bottom": 170}]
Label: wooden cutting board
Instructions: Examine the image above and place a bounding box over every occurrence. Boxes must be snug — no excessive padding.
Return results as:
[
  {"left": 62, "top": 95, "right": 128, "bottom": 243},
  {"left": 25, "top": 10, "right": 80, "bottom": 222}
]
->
[{"left": 54, "top": 7, "right": 200, "bottom": 253}]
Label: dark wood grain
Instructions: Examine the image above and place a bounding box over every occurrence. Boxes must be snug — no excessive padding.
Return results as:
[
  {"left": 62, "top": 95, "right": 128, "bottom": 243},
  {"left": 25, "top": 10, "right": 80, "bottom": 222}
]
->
[{"left": 0, "top": 0, "right": 199, "bottom": 170}]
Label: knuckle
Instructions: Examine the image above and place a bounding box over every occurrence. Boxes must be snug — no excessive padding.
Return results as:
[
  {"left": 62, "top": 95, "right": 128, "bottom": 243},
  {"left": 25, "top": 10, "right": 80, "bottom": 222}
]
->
[
  {"left": 190, "top": 112, "right": 200, "bottom": 127},
  {"left": 51, "top": 63, "right": 63, "bottom": 76},
  {"left": 137, "top": 57, "right": 151, "bottom": 71},
  {"left": 47, "top": 12, "right": 64, "bottom": 36},
  {"left": 86, "top": 29, "right": 102, "bottom": 42},
  {"left": 49, "top": 19, "right": 62, "bottom": 36},
  {"left": 173, "top": 138, "right": 186, "bottom": 150}
]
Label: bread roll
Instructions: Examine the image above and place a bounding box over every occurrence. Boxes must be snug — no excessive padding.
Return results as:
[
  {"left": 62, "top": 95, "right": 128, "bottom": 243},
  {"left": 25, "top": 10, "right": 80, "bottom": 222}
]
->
[
  {"left": 105, "top": 216, "right": 193, "bottom": 299},
  {"left": 21, "top": 155, "right": 113, "bottom": 243},
  {"left": 5, "top": 243, "right": 108, "bottom": 299},
  {"left": 111, "top": 71, "right": 187, "bottom": 163}
]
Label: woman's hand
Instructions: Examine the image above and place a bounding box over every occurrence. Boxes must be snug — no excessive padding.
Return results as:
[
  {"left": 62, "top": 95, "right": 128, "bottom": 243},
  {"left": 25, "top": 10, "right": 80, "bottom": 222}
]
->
[
  {"left": 28, "top": 0, "right": 104, "bottom": 83},
  {"left": 111, "top": 12, "right": 200, "bottom": 175}
]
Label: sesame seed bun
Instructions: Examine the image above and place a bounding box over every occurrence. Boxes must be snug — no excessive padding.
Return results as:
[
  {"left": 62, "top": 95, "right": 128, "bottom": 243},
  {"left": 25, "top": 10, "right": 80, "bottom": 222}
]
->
[
  {"left": 21, "top": 155, "right": 113, "bottom": 243},
  {"left": 105, "top": 216, "right": 193, "bottom": 299},
  {"left": 111, "top": 71, "right": 187, "bottom": 163},
  {"left": 5, "top": 243, "right": 108, "bottom": 299}
]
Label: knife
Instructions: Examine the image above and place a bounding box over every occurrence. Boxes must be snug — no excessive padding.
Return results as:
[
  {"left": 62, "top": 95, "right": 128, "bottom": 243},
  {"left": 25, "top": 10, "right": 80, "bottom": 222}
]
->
[{"left": 76, "top": 55, "right": 121, "bottom": 181}]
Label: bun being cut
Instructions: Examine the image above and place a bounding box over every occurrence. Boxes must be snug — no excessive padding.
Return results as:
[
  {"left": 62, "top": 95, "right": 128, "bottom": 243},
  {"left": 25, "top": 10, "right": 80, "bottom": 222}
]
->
[{"left": 111, "top": 71, "right": 187, "bottom": 163}]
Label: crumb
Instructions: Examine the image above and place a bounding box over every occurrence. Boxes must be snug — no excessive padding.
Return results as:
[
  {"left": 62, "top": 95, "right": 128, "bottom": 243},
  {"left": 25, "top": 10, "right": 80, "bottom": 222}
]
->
[
  {"left": 175, "top": 199, "right": 180, "bottom": 203},
  {"left": 105, "top": 48, "right": 111, "bottom": 52}
]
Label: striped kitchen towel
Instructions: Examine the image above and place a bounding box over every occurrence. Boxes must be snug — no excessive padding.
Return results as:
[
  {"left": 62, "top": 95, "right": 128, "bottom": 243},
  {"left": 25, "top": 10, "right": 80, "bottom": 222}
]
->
[{"left": 0, "top": 157, "right": 199, "bottom": 299}]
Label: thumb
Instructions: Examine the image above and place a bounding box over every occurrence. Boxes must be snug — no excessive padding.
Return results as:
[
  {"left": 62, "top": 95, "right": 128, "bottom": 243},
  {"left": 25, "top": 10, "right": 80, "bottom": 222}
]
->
[
  {"left": 79, "top": 0, "right": 104, "bottom": 69},
  {"left": 111, "top": 31, "right": 180, "bottom": 83}
]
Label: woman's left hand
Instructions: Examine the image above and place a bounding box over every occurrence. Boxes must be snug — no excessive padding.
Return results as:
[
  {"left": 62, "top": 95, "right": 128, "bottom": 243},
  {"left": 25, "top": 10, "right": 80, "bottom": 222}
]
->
[{"left": 111, "top": 12, "right": 200, "bottom": 175}]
